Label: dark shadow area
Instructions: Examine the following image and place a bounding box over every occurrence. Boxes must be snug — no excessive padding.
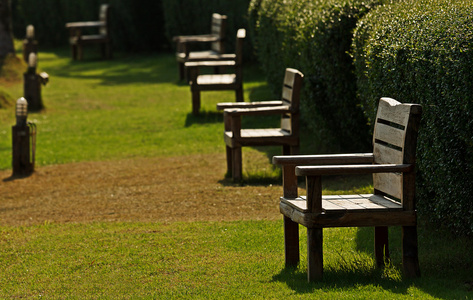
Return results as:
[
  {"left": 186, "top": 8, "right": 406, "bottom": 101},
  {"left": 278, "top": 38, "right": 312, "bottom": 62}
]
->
[
  {"left": 40, "top": 48, "right": 180, "bottom": 85},
  {"left": 184, "top": 111, "right": 223, "bottom": 127},
  {"left": 3, "top": 172, "right": 33, "bottom": 182},
  {"left": 271, "top": 266, "right": 412, "bottom": 295},
  {"left": 352, "top": 222, "right": 473, "bottom": 298}
]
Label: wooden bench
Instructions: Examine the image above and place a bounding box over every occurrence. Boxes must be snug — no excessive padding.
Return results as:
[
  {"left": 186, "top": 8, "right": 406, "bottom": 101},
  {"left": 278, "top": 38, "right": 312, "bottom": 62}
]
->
[
  {"left": 186, "top": 28, "right": 246, "bottom": 115},
  {"left": 173, "top": 13, "right": 227, "bottom": 80},
  {"left": 273, "top": 97, "right": 422, "bottom": 281},
  {"left": 217, "top": 68, "right": 304, "bottom": 182},
  {"left": 66, "top": 4, "right": 111, "bottom": 60}
]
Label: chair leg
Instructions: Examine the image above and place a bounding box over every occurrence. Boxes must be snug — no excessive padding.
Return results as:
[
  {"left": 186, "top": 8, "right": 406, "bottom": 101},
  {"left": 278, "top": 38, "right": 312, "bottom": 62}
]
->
[
  {"left": 284, "top": 216, "right": 299, "bottom": 268},
  {"left": 71, "top": 44, "right": 78, "bottom": 60},
  {"left": 307, "top": 227, "right": 323, "bottom": 282},
  {"left": 191, "top": 88, "right": 201, "bottom": 115},
  {"left": 78, "top": 44, "right": 84, "bottom": 60},
  {"left": 374, "top": 226, "right": 390, "bottom": 267},
  {"left": 231, "top": 147, "right": 242, "bottom": 182},
  {"left": 283, "top": 145, "right": 290, "bottom": 155},
  {"left": 178, "top": 62, "right": 185, "bottom": 81},
  {"left": 402, "top": 226, "right": 421, "bottom": 277},
  {"left": 226, "top": 146, "right": 232, "bottom": 177},
  {"left": 235, "top": 86, "right": 244, "bottom": 102},
  {"left": 283, "top": 145, "right": 299, "bottom": 155}
]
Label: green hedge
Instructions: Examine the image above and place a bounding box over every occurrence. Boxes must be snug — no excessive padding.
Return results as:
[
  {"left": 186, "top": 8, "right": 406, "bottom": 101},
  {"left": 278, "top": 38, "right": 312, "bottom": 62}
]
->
[
  {"left": 248, "top": 0, "right": 387, "bottom": 152},
  {"left": 162, "top": 0, "right": 253, "bottom": 59},
  {"left": 352, "top": 0, "right": 473, "bottom": 235},
  {"left": 12, "top": 0, "right": 166, "bottom": 52}
]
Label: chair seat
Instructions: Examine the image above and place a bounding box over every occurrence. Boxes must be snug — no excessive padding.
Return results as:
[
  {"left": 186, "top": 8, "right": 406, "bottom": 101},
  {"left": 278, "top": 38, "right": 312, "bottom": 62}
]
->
[
  {"left": 177, "top": 50, "right": 220, "bottom": 61},
  {"left": 283, "top": 194, "right": 402, "bottom": 212},
  {"left": 224, "top": 129, "right": 298, "bottom": 147},
  {"left": 71, "top": 34, "right": 109, "bottom": 44},
  {"left": 197, "top": 74, "right": 236, "bottom": 86},
  {"left": 280, "top": 194, "right": 416, "bottom": 228}
]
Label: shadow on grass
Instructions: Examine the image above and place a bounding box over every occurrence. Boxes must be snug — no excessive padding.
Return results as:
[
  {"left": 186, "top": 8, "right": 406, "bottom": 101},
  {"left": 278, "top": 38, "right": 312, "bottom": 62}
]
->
[
  {"left": 273, "top": 224, "right": 473, "bottom": 297},
  {"left": 42, "top": 48, "right": 180, "bottom": 85},
  {"left": 184, "top": 111, "right": 223, "bottom": 126},
  {"left": 271, "top": 266, "right": 412, "bottom": 295}
]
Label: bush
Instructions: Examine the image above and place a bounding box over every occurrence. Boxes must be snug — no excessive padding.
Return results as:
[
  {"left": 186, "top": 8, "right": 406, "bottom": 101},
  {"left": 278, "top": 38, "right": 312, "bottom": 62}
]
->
[
  {"left": 353, "top": 0, "right": 473, "bottom": 235},
  {"left": 162, "top": 0, "right": 253, "bottom": 59},
  {"left": 248, "top": 0, "right": 388, "bottom": 153},
  {"left": 11, "top": 0, "right": 167, "bottom": 52}
]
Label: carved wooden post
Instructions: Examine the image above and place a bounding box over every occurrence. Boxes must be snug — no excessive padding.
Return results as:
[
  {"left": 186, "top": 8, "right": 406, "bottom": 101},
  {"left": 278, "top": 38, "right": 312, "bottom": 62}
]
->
[
  {"left": 23, "top": 52, "right": 48, "bottom": 111},
  {"left": 12, "top": 98, "right": 35, "bottom": 176},
  {"left": 22, "top": 25, "right": 38, "bottom": 63}
]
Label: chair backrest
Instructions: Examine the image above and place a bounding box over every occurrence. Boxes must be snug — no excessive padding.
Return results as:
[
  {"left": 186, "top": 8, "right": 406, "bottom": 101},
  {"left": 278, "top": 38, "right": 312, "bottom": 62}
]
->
[
  {"left": 372, "top": 97, "right": 422, "bottom": 206},
  {"left": 234, "top": 28, "right": 246, "bottom": 82},
  {"left": 99, "top": 4, "right": 110, "bottom": 36},
  {"left": 210, "top": 13, "right": 227, "bottom": 53},
  {"left": 280, "top": 68, "right": 304, "bottom": 135}
]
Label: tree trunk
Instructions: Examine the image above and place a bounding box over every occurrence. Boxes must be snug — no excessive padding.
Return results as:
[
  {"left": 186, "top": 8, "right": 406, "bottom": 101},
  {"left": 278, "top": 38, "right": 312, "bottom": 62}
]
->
[{"left": 0, "top": 0, "right": 14, "bottom": 57}]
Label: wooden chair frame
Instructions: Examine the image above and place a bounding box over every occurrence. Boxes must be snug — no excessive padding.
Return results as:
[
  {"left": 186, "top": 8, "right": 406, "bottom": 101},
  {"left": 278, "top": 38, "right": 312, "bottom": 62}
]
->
[
  {"left": 173, "top": 13, "right": 228, "bottom": 80},
  {"left": 218, "top": 68, "right": 304, "bottom": 182},
  {"left": 186, "top": 29, "right": 246, "bottom": 115},
  {"left": 273, "top": 98, "right": 422, "bottom": 281},
  {"left": 66, "top": 4, "right": 111, "bottom": 60}
]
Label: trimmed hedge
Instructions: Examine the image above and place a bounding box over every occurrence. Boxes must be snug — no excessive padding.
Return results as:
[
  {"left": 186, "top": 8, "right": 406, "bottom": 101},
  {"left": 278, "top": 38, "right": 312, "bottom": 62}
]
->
[
  {"left": 162, "top": 0, "right": 253, "bottom": 59},
  {"left": 12, "top": 0, "right": 167, "bottom": 52},
  {"left": 248, "top": 0, "right": 388, "bottom": 152},
  {"left": 353, "top": 0, "right": 473, "bottom": 235}
]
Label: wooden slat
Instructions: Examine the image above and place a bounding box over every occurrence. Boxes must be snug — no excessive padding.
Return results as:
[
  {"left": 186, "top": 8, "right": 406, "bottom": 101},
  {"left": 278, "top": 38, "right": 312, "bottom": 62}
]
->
[
  {"left": 281, "top": 194, "right": 402, "bottom": 214},
  {"left": 282, "top": 86, "right": 293, "bottom": 102},
  {"left": 373, "top": 172, "right": 403, "bottom": 200},
  {"left": 377, "top": 98, "right": 412, "bottom": 127},
  {"left": 281, "top": 115, "right": 291, "bottom": 132},
  {"left": 374, "top": 122, "right": 406, "bottom": 148},
  {"left": 284, "top": 70, "right": 296, "bottom": 86},
  {"left": 373, "top": 142, "right": 403, "bottom": 164}
]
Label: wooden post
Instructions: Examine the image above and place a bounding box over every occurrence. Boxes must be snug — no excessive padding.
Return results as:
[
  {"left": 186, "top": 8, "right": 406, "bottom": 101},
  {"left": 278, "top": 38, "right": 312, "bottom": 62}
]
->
[
  {"left": 12, "top": 125, "right": 32, "bottom": 176},
  {"left": 24, "top": 72, "right": 43, "bottom": 111}
]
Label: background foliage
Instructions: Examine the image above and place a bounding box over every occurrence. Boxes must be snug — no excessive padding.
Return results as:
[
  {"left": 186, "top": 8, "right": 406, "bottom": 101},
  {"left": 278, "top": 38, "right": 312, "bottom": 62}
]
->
[
  {"left": 248, "top": 0, "right": 389, "bottom": 153},
  {"left": 161, "top": 0, "right": 253, "bottom": 58},
  {"left": 11, "top": 0, "right": 166, "bottom": 52},
  {"left": 352, "top": 0, "right": 473, "bottom": 235}
]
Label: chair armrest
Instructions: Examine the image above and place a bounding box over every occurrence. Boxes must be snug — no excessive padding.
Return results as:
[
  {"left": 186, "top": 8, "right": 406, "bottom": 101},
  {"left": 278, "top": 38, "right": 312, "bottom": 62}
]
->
[
  {"left": 173, "top": 34, "right": 220, "bottom": 43},
  {"left": 66, "top": 21, "right": 104, "bottom": 29},
  {"left": 296, "top": 163, "right": 413, "bottom": 176},
  {"left": 224, "top": 106, "right": 291, "bottom": 117},
  {"left": 185, "top": 60, "right": 236, "bottom": 68},
  {"left": 272, "top": 153, "right": 374, "bottom": 166},
  {"left": 217, "top": 101, "right": 283, "bottom": 111}
]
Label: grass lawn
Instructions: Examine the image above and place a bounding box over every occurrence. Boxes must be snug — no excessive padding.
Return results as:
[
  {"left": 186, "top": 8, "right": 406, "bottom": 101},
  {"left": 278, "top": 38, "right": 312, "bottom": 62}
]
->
[{"left": 0, "top": 47, "right": 472, "bottom": 299}]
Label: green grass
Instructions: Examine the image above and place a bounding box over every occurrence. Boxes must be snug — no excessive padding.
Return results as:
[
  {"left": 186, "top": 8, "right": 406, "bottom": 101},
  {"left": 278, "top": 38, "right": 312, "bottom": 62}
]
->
[
  {"left": 1, "top": 48, "right": 472, "bottom": 299},
  {"left": 1, "top": 221, "right": 471, "bottom": 298},
  {"left": 0, "top": 49, "right": 277, "bottom": 168}
]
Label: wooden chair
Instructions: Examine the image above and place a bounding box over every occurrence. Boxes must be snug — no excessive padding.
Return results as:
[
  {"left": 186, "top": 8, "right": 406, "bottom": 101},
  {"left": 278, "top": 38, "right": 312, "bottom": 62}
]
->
[
  {"left": 186, "top": 28, "right": 246, "bottom": 115},
  {"left": 217, "top": 68, "right": 304, "bottom": 182},
  {"left": 66, "top": 4, "right": 112, "bottom": 60},
  {"left": 273, "top": 97, "right": 422, "bottom": 282},
  {"left": 173, "top": 13, "right": 228, "bottom": 80}
]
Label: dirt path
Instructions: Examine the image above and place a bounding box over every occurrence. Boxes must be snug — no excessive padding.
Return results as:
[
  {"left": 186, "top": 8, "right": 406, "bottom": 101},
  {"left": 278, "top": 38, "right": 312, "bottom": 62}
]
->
[{"left": 0, "top": 154, "right": 283, "bottom": 226}]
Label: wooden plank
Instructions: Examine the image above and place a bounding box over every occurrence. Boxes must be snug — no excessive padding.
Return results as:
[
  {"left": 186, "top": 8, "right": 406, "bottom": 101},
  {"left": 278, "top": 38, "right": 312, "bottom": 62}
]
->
[
  {"left": 377, "top": 98, "right": 412, "bottom": 127},
  {"left": 369, "top": 194, "right": 402, "bottom": 208},
  {"left": 373, "top": 172, "right": 403, "bottom": 200},
  {"left": 374, "top": 122, "right": 406, "bottom": 148},
  {"left": 282, "top": 86, "right": 293, "bottom": 102},
  {"left": 373, "top": 142, "right": 403, "bottom": 164},
  {"left": 284, "top": 70, "right": 296, "bottom": 87},
  {"left": 281, "top": 115, "right": 291, "bottom": 133},
  {"left": 281, "top": 197, "right": 307, "bottom": 211}
]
